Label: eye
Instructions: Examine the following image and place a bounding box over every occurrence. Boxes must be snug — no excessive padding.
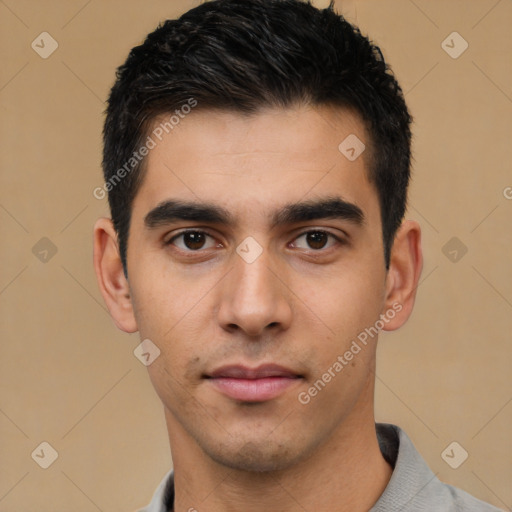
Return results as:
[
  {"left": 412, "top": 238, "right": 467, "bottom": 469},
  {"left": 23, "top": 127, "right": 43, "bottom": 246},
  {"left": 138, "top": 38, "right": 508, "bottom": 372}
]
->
[
  {"left": 291, "top": 230, "right": 341, "bottom": 251},
  {"left": 166, "top": 230, "right": 219, "bottom": 251}
]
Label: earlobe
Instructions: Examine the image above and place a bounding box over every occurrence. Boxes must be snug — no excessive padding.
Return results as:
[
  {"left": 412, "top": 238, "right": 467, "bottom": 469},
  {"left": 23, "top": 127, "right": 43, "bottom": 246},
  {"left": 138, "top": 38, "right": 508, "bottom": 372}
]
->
[
  {"left": 382, "top": 220, "right": 423, "bottom": 331},
  {"left": 93, "top": 218, "right": 138, "bottom": 333}
]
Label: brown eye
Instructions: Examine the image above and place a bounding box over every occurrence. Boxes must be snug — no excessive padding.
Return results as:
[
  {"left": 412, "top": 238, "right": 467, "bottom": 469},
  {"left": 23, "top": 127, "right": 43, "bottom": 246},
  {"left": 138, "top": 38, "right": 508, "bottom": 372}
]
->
[
  {"left": 292, "top": 230, "right": 339, "bottom": 251},
  {"left": 167, "top": 231, "right": 217, "bottom": 251},
  {"left": 182, "top": 232, "right": 206, "bottom": 250},
  {"left": 305, "top": 231, "right": 328, "bottom": 249}
]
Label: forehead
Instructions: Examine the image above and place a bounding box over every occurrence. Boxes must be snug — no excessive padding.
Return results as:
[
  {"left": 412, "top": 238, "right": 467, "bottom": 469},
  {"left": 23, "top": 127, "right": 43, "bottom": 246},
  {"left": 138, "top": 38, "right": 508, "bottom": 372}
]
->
[{"left": 131, "top": 105, "right": 379, "bottom": 227}]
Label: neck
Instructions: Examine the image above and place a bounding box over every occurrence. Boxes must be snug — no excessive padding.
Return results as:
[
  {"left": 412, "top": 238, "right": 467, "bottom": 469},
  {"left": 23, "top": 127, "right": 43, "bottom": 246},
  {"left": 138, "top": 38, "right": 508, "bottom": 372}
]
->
[{"left": 167, "top": 378, "right": 392, "bottom": 512}]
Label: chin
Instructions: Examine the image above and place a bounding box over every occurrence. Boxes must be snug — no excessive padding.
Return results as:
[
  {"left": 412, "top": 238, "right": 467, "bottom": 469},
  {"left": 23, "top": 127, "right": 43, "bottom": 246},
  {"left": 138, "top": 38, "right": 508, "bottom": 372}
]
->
[{"left": 203, "top": 436, "right": 313, "bottom": 473}]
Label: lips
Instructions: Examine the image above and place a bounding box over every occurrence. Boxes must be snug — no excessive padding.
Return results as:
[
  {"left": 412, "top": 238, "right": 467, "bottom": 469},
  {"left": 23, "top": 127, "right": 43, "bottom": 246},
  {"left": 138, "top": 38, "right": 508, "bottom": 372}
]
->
[
  {"left": 205, "top": 364, "right": 303, "bottom": 402},
  {"left": 207, "top": 364, "right": 301, "bottom": 380}
]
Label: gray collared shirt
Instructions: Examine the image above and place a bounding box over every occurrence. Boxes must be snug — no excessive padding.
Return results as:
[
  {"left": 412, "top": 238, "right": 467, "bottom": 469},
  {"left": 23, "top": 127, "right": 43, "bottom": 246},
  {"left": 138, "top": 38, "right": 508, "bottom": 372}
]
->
[{"left": 138, "top": 423, "right": 503, "bottom": 512}]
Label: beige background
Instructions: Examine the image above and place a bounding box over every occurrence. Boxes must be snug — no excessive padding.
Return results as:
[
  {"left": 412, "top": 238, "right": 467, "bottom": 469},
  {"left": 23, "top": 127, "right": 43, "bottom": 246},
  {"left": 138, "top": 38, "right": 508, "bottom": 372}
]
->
[{"left": 1, "top": 0, "right": 511, "bottom": 510}]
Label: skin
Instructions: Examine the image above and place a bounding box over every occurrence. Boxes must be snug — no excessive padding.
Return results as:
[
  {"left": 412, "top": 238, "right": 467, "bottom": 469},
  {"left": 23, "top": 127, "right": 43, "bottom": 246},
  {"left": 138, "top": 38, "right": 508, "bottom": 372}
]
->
[{"left": 94, "top": 105, "right": 422, "bottom": 512}]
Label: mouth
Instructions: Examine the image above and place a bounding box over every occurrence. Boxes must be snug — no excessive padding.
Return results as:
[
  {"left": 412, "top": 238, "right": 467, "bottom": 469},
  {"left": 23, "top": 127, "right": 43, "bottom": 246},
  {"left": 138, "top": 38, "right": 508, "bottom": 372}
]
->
[{"left": 204, "top": 364, "right": 304, "bottom": 402}]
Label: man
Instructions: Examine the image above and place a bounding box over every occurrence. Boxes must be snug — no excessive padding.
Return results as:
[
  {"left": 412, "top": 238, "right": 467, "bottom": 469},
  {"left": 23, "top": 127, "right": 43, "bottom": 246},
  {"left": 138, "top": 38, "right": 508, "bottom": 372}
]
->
[{"left": 93, "top": 1, "right": 502, "bottom": 510}]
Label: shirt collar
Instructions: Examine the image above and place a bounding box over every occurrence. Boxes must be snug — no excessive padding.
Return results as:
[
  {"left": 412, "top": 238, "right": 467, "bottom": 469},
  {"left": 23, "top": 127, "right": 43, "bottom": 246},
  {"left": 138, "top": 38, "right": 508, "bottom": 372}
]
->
[
  {"left": 370, "top": 423, "right": 437, "bottom": 511},
  {"left": 144, "top": 423, "right": 436, "bottom": 512}
]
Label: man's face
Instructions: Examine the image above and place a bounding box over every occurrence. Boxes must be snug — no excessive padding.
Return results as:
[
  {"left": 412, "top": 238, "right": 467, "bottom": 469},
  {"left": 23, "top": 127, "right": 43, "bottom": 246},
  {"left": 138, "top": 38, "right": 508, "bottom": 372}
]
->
[{"left": 125, "top": 105, "right": 391, "bottom": 471}]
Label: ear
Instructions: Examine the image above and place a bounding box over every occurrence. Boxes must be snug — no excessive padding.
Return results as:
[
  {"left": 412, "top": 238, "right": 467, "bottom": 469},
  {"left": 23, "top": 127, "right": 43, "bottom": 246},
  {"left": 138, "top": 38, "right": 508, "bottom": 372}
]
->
[
  {"left": 381, "top": 220, "right": 423, "bottom": 331},
  {"left": 93, "top": 217, "right": 138, "bottom": 333}
]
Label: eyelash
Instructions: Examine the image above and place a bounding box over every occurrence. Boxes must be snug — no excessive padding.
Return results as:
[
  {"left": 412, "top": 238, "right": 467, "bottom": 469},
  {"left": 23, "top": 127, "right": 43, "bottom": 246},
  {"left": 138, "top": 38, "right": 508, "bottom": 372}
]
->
[{"left": 165, "top": 229, "right": 345, "bottom": 254}]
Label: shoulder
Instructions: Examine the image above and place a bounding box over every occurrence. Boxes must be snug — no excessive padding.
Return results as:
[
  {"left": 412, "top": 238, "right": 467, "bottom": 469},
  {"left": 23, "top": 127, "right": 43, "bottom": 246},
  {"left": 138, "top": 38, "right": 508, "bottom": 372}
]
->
[
  {"left": 136, "top": 469, "right": 174, "bottom": 512},
  {"left": 444, "top": 483, "right": 504, "bottom": 512},
  {"left": 372, "top": 424, "right": 503, "bottom": 512}
]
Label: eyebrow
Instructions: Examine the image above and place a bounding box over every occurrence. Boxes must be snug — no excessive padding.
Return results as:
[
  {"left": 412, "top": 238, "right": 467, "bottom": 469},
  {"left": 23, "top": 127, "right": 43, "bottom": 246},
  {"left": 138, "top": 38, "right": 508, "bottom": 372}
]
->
[{"left": 144, "top": 196, "right": 365, "bottom": 230}]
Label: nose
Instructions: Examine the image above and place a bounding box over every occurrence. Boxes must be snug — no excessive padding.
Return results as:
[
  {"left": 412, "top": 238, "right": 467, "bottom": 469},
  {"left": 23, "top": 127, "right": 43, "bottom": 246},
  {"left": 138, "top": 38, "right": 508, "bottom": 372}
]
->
[{"left": 216, "top": 246, "right": 293, "bottom": 337}]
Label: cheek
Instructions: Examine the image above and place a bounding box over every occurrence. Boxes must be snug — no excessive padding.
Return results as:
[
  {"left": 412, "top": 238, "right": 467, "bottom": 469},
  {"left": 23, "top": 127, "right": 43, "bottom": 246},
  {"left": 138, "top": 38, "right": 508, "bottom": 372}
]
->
[
  {"left": 145, "top": 357, "right": 192, "bottom": 420},
  {"left": 129, "top": 262, "right": 217, "bottom": 363},
  {"left": 294, "top": 262, "right": 385, "bottom": 348},
  {"left": 129, "top": 253, "right": 209, "bottom": 337}
]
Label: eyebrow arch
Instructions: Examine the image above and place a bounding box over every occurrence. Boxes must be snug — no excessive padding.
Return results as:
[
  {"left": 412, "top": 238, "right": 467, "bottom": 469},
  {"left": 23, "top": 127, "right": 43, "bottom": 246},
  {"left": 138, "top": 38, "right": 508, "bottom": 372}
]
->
[
  {"left": 144, "top": 200, "right": 235, "bottom": 228},
  {"left": 270, "top": 196, "right": 364, "bottom": 229},
  {"left": 143, "top": 196, "right": 365, "bottom": 230}
]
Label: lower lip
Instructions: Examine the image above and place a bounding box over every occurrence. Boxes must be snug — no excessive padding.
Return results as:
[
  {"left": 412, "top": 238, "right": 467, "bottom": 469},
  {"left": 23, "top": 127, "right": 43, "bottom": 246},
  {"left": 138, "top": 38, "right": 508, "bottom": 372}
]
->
[{"left": 208, "top": 376, "right": 300, "bottom": 402}]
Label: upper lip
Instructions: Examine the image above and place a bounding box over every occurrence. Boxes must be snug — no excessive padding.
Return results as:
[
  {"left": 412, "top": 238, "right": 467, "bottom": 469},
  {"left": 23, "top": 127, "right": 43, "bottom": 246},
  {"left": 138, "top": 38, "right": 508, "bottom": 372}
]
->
[{"left": 206, "top": 364, "right": 301, "bottom": 379}]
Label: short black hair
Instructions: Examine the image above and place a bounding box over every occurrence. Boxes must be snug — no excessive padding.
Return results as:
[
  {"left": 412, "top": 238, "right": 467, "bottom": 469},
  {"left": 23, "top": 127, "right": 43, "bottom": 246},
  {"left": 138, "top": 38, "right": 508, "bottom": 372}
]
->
[{"left": 102, "top": 0, "right": 412, "bottom": 276}]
